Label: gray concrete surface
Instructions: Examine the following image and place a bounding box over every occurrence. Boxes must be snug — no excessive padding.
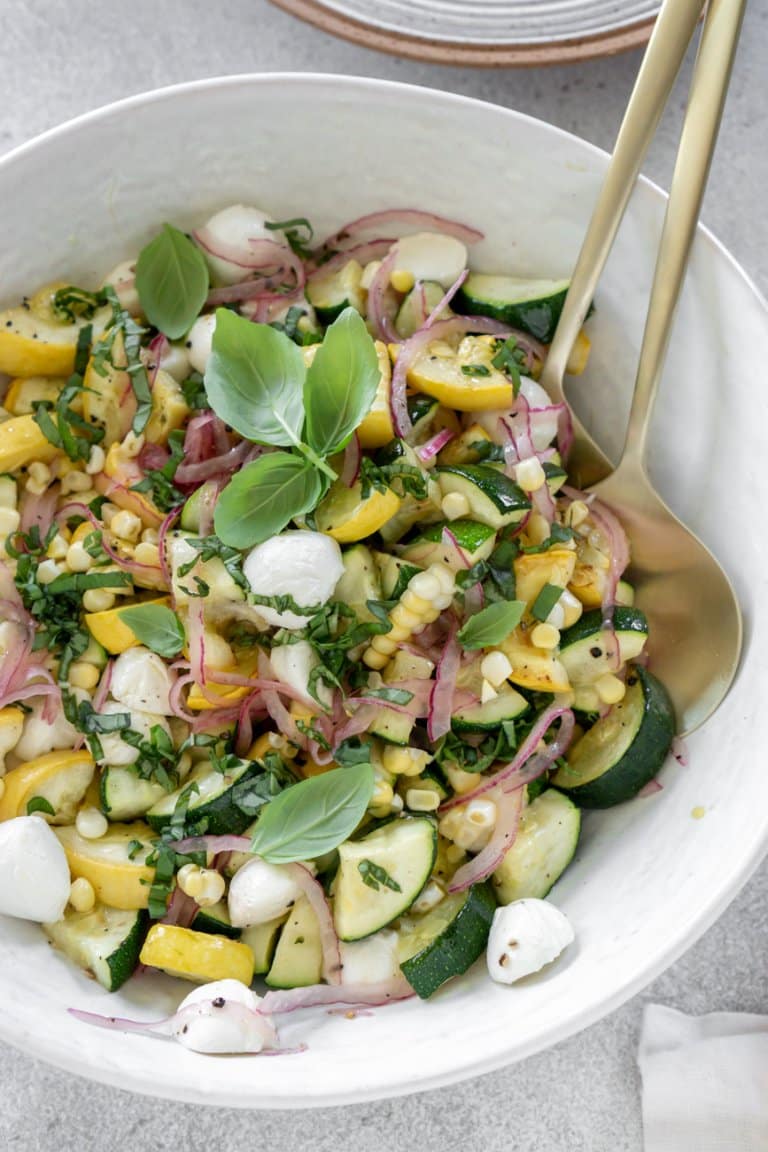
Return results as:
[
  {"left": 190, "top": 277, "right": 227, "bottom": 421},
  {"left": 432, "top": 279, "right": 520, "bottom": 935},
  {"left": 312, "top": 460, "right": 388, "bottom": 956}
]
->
[{"left": 1, "top": 1, "right": 766, "bottom": 1147}]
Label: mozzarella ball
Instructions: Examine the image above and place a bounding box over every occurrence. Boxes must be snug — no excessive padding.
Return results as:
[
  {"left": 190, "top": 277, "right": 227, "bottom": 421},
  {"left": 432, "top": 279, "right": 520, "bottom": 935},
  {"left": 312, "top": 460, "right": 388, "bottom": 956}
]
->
[
  {"left": 269, "top": 640, "right": 331, "bottom": 707},
  {"left": 111, "top": 647, "right": 174, "bottom": 715},
  {"left": 0, "top": 817, "right": 70, "bottom": 923},
  {"left": 186, "top": 313, "right": 217, "bottom": 374},
  {"left": 487, "top": 899, "right": 574, "bottom": 985},
  {"left": 173, "top": 980, "right": 271, "bottom": 1054},
  {"left": 96, "top": 703, "right": 171, "bottom": 767},
  {"left": 15, "top": 691, "right": 85, "bottom": 762},
  {"left": 157, "top": 342, "right": 191, "bottom": 383},
  {"left": 197, "top": 204, "right": 286, "bottom": 287},
  {"left": 101, "top": 259, "right": 141, "bottom": 316},
  {"left": 228, "top": 858, "right": 303, "bottom": 927},
  {"left": 243, "top": 530, "right": 345, "bottom": 629},
  {"left": 340, "top": 930, "right": 400, "bottom": 985}
]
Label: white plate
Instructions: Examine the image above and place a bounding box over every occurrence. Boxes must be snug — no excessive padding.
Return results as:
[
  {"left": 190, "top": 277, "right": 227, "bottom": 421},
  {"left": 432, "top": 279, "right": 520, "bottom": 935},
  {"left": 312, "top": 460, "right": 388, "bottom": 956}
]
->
[
  {"left": 0, "top": 74, "right": 766, "bottom": 1109},
  {"left": 269, "top": 0, "right": 661, "bottom": 64}
]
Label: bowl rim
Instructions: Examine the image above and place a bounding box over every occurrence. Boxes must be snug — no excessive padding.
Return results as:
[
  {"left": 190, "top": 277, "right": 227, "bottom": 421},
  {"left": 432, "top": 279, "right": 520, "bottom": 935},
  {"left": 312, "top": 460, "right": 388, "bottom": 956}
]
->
[{"left": 1, "top": 71, "right": 767, "bottom": 1108}]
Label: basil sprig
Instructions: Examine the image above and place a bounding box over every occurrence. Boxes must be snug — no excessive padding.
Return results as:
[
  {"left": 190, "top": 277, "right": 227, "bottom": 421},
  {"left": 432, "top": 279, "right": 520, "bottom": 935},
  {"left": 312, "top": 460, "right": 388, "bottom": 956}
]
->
[
  {"left": 207, "top": 307, "right": 380, "bottom": 548},
  {"left": 249, "top": 762, "right": 374, "bottom": 863},
  {"left": 135, "top": 224, "right": 210, "bottom": 340},
  {"left": 118, "top": 603, "right": 186, "bottom": 658},
  {"left": 457, "top": 600, "right": 526, "bottom": 650}
]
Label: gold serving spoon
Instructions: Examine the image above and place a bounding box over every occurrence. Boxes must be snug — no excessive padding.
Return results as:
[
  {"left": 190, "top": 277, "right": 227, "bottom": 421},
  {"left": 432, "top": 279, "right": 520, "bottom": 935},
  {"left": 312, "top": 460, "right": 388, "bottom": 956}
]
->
[{"left": 585, "top": 0, "right": 745, "bottom": 736}]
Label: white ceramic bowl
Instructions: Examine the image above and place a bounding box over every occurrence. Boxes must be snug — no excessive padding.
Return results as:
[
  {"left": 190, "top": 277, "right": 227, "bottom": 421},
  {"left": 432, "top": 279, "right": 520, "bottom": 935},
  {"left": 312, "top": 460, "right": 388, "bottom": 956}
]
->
[{"left": 1, "top": 74, "right": 766, "bottom": 1109}]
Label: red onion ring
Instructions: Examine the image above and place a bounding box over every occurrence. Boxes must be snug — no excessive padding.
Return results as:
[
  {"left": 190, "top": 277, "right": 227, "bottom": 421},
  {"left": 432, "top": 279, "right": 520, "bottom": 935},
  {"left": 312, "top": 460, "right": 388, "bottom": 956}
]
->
[
  {"left": 307, "top": 238, "right": 396, "bottom": 277},
  {"left": 416, "top": 428, "right": 454, "bottom": 462},
  {"left": 284, "top": 863, "right": 342, "bottom": 985},
  {"left": 316, "top": 209, "right": 483, "bottom": 256},
  {"left": 340, "top": 433, "right": 361, "bottom": 488},
  {"left": 162, "top": 883, "right": 199, "bottom": 929},
  {"left": 260, "top": 975, "right": 414, "bottom": 1015},
  {"left": 447, "top": 786, "right": 524, "bottom": 892},
  {"left": 427, "top": 619, "right": 460, "bottom": 741},
  {"left": 366, "top": 248, "right": 399, "bottom": 343}
]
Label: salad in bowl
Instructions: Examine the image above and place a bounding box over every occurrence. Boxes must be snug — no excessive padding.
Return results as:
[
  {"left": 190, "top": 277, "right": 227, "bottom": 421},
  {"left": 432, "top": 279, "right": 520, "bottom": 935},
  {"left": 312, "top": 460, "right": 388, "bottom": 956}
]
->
[{"left": 0, "top": 204, "right": 674, "bottom": 1055}]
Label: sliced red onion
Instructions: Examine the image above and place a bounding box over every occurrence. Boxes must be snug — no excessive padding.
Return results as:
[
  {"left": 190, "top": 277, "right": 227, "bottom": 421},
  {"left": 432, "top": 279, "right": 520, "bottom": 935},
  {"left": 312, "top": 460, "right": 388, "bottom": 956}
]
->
[
  {"left": 366, "top": 248, "right": 398, "bottom": 343},
  {"left": 168, "top": 670, "right": 199, "bottom": 723},
  {"left": 588, "top": 497, "right": 630, "bottom": 629},
  {"left": 175, "top": 833, "right": 252, "bottom": 856},
  {"left": 316, "top": 209, "right": 483, "bottom": 256},
  {"left": 187, "top": 596, "right": 206, "bottom": 686},
  {"left": 92, "top": 659, "right": 113, "bottom": 714},
  {"left": 157, "top": 506, "right": 180, "bottom": 595},
  {"left": 262, "top": 686, "right": 307, "bottom": 749},
  {"left": 284, "top": 863, "right": 341, "bottom": 985},
  {"left": 424, "top": 268, "right": 468, "bottom": 329},
  {"left": 332, "top": 703, "right": 378, "bottom": 747},
  {"left": 144, "top": 332, "right": 169, "bottom": 386},
  {"left": 162, "top": 883, "right": 199, "bottom": 929},
  {"left": 58, "top": 502, "right": 160, "bottom": 578},
  {"left": 260, "top": 975, "right": 414, "bottom": 1016},
  {"left": 175, "top": 442, "right": 255, "bottom": 488},
  {"left": 428, "top": 620, "right": 460, "bottom": 741},
  {"left": 440, "top": 704, "right": 576, "bottom": 810},
  {"left": 447, "top": 786, "right": 524, "bottom": 892},
  {"left": 137, "top": 442, "right": 170, "bottom": 474},
  {"left": 416, "top": 428, "right": 454, "bottom": 463},
  {"left": 637, "top": 778, "right": 664, "bottom": 798},
  {"left": 67, "top": 1001, "right": 279, "bottom": 1053},
  {"left": 19, "top": 482, "right": 59, "bottom": 540},
  {"left": 195, "top": 228, "right": 292, "bottom": 272},
  {"left": 441, "top": 526, "right": 470, "bottom": 569},
  {"left": 306, "top": 237, "right": 396, "bottom": 277},
  {"left": 463, "top": 580, "right": 484, "bottom": 618},
  {"left": 340, "top": 433, "right": 361, "bottom": 488}
]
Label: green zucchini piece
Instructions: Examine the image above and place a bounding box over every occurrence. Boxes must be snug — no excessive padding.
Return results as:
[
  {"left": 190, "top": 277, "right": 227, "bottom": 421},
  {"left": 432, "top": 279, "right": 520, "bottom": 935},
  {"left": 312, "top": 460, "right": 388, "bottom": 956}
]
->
[
  {"left": 100, "top": 765, "right": 167, "bottom": 822},
  {"left": 492, "top": 789, "right": 580, "bottom": 903},
  {"left": 241, "top": 913, "right": 289, "bottom": 975},
  {"left": 265, "top": 897, "right": 323, "bottom": 988},
  {"left": 334, "top": 817, "right": 437, "bottom": 941},
  {"left": 543, "top": 461, "right": 567, "bottom": 494},
  {"left": 192, "top": 900, "right": 241, "bottom": 940},
  {"left": 333, "top": 544, "right": 382, "bottom": 622},
  {"left": 552, "top": 666, "right": 675, "bottom": 807},
  {"left": 368, "top": 709, "right": 415, "bottom": 746},
  {"left": 398, "top": 883, "right": 496, "bottom": 999},
  {"left": 306, "top": 259, "right": 364, "bottom": 324},
  {"left": 452, "top": 687, "right": 529, "bottom": 733},
  {"left": 456, "top": 274, "right": 570, "bottom": 343},
  {"left": 399, "top": 518, "right": 496, "bottom": 570},
  {"left": 375, "top": 552, "right": 422, "bottom": 600},
  {"left": 146, "top": 757, "right": 262, "bottom": 835},
  {"left": 43, "top": 904, "right": 147, "bottom": 992},
  {"left": 395, "top": 281, "right": 447, "bottom": 339},
  {"left": 435, "top": 464, "right": 530, "bottom": 530},
  {"left": 407, "top": 393, "right": 440, "bottom": 438},
  {"left": 559, "top": 607, "right": 649, "bottom": 686}
]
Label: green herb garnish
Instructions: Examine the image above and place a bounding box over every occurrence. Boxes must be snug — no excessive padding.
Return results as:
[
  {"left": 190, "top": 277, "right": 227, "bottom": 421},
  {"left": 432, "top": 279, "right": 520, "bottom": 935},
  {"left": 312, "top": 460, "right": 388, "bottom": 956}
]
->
[
  {"left": 134, "top": 224, "right": 210, "bottom": 340},
  {"left": 531, "top": 583, "right": 564, "bottom": 623},
  {"left": 26, "top": 797, "right": 55, "bottom": 817},
  {"left": 117, "top": 603, "right": 186, "bottom": 658},
  {"left": 457, "top": 600, "right": 526, "bottom": 650},
  {"left": 358, "top": 859, "right": 402, "bottom": 893}
]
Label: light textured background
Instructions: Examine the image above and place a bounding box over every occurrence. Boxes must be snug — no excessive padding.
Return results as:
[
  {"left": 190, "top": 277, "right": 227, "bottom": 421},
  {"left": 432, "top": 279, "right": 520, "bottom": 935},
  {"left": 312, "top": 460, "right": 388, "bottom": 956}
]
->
[{"left": 1, "top": 2, "right": 766, "bottom": 1148}]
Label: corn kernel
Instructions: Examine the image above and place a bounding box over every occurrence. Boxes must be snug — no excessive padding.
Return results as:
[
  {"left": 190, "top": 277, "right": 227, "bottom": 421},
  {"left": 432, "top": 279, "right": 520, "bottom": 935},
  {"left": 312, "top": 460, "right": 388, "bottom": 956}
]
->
[
  {"left": 531, "top": 623, "right": 560, "bottom": 650},
  {"left": 82, "top": 588, "right": 116, "bottom": 613},
  {"left": 480, "top": 678, "right": 498, "bottom": 703},
  {"left": 68, "top": 662, "right": 101, "bottom": 691},
  {"left": 390, "top": 268, "right": 415, "bottom": 294},
  {"left": 595, "top": 673, "right": 626, "bottom": 705},
  {"left": 65, "top": 541, "right": 92, "bottom": 573},
  {"left": 141, "top": 528, "right": 160, "bottom": 545},
  {"left": 405, "top": 788, "right": 441, "bottom": 812},
  {"left": 180, "top": 866, "right": 226, "bottom": 907},
  {"left": 362, "top": 648, "right": 389, "bottom": 670},
  {"left": 525, "top": 512, "right": 551, "bottom": 546},
  {"left": 0, "top": 507, "right": 20, "bottom": 537},
  {"left": 69, "top": 877, "right": 96, "bottom": 913},
  {"left": 390, "top": 604, "right": 423, "bottom": 631},
  {"left": 381, "top": 745, "right": 431, "bottom": 777},
  {"left": 411, "top": 880, "right": 445, "bottom": 914},
  {"left": 134, "top": 542, "right": 160, "bottom": 566},
  {"left": 401, "top": 589, "right": 432, "bottom": 615},
  {"left": 408, "top": 570, "right": 441, "bottom": 602},
  {"left": 566, "top": 500, "right": 590, "bottom": 528},
  {"left": 439, "top": 798, "right": 496, "bottom": 852},
  {"left": 61, "top": 469, "right": 93, "bottom": 495},
  {"left": 122, "top": 432, "right": 145, "bottom": 459},
  {"left": 111, "top": 510, "right": 142, "bottom": 542},
  {"left": 0, "top": 476, "right": 17, "bottom": 510},
  {"left": 480, "top": 650, "right": 513, "bottom": 687},
  {"left": 85, "top": 445, "right": 106, "bottom": 475},
  {"left": 514, "top": 457, "right": 546, "bottom": 492},
  {"left": 25, "top": 461, "right": 51, "bottom": 496},
  {"left": 37, "top": 559, "right": 64, "bottom": 584},
  {"left": 441, "top": 492, "right": 471, "bottom": 520},
  {"left": 76, "top": 807, "right": 108, "bottom": 840},
  {"left": 46, "top": 532, "right": 69, "bottom": 561}
]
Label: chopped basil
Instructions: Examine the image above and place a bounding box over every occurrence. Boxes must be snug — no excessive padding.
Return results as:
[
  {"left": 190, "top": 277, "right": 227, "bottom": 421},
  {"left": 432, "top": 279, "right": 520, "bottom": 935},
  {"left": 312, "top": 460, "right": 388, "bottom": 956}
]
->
[
  {"left": 26, "top": 796, "right": 55, "bottom": 817},
  {"left": 460, "top": 363, "right": 491, "bottom": 377},
  {"left": 358, "top": 859, "right": 402, "bottom": 893},
  {"left": 531, "top": 582, "right": 564, "bottom": 623}
]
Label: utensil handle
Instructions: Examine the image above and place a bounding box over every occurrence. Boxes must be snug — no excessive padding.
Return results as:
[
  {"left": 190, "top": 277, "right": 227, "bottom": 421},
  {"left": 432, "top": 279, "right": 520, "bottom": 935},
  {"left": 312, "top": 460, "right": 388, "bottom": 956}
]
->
[
  {"left": 620, "top": 0, "right": 747, "bottom": 468},
  {"left": 542, "top": 0, "right": 705, "bottom": 396}
]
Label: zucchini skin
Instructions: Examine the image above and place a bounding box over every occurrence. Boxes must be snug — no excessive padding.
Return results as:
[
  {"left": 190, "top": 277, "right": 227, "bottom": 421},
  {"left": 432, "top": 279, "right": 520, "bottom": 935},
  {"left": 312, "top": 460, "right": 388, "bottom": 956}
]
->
[
  {"left": 555, "top": 667, "right": 675, "bottom": 808},
  {"left": 559, "top": 606, "right": 649, "bottom": 651},
  {"left": 399, "top": 883, "right": 496, "bottom": 999}
]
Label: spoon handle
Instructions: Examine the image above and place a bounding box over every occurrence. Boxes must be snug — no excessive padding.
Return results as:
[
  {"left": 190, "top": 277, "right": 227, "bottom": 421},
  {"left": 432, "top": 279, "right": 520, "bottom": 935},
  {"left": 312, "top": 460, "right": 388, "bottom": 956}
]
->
[
  {"left": 541, "top": 0, "right": 705, "bottom": 398},
  {"left": 619, "top": 0, "right": 748, "bottom": 471}
]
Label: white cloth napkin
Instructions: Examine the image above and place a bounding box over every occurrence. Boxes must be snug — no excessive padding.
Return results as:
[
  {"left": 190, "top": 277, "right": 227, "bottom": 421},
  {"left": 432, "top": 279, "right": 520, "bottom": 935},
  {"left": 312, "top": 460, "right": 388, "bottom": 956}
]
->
[{"left": 638, "top": 1004, "right": 768, "bottom": 1152}]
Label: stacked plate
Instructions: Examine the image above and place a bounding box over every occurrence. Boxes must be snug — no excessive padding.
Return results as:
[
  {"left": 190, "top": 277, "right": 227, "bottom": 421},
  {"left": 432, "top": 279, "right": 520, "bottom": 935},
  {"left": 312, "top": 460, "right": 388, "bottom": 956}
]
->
[{"left": 270, "top": 0, "right": 662, "bottom": 64}]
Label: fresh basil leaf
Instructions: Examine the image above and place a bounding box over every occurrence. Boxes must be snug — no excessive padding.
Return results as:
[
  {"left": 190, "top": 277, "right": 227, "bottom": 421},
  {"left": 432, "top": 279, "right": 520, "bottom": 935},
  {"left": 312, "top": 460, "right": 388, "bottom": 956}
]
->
[
  {"left": 135, "top": 224, "right": 209, "bottom": 340},
  {"left": 361, "top": 686, "right": 414, "bottom": 706},
  {"left": 214, "top": 451, "right": 325, "bottom": 548},
  {"left": 249, "top": 762, "right": 375, "bottom": 863},
  {"left": 457, "top": 599, "right": 526, "bottom": 650},
  {"left": 205, "top": 309, "right": 306, "bottom": 447},
  {"left": 26, "top": 796, "right": 55, "bottom": 817},
  {"left": 303, "top": 308, "right": 380, "bottom": 457},
  {"left": 531, "top": 582, "right": 564, "bottom": 623},
  {"left": 358, "top": 859, "right": 402, "bottom": 893},
  {"left": 117, "top": 603, "right": 186, "bottom": 658}
]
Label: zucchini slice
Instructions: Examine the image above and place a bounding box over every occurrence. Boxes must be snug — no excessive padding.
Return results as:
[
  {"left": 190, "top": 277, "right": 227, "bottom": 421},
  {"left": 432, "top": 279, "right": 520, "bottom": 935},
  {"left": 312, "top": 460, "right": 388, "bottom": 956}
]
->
[
  {"left": 399, "top": 518, "right": 496, "bottom": 571},
  {"left": 43, "top": 904, "right": 148, "bottom": 992},
  {"left": 0, "top": 749, "right": 95, "bottom": 825},
  {"left": 333, "top": 817, "right": 437, "bottom": 941},
  {"left": 241, "top": 913, "right": 289, "bottom": 975},
  {"left": 333, "top": 544, "right": 383, "bottom": 622},
  {"left": 100, "top": 765, "right": 167, "bottom": 822},
  {"left": 367, "top": 708, "right": 416, "bottom": 746},
  {"left": 456, "top": 274, "right": 570, "bottom": 343},
  {"left": 54, "top": 821, "right": 155, "bottom": 911},
  {"left": 193, "top": 900, "right": 241, "bottom": 940},
  {"left": 375, "top": 552, "right": 423, "bottom": 600},
  {"left": 408, "top": 393, "right": 440, "bottom": 438},
  {"left": 306, "top": 259, "right": 364, "bottom": 324},
  {"left": 265, "top": 897, "right": 323, "bottom": 988},
  {"left": 452, "top": 688, "right": 529, "bottom": 733},
  {"left": 436, "top": 464, "right": 530, "bottom": 530},
  {"left": 395, "top": 281, "right": 447, "bottom": 339},
  {"left": 398, "top": 882, "right": 496, "bottom": 999},
  {"left": 492, "top": 789, "right": 580, "bottom": 904},
  {"left": 559, "top": 607, "right": 649, "bottom": 686},
  {"left": 552, "top": 666, "right": 675, "bottom": 807},
  {"left": 146, "top": 757, "right": 263, "bottom": 836}
]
